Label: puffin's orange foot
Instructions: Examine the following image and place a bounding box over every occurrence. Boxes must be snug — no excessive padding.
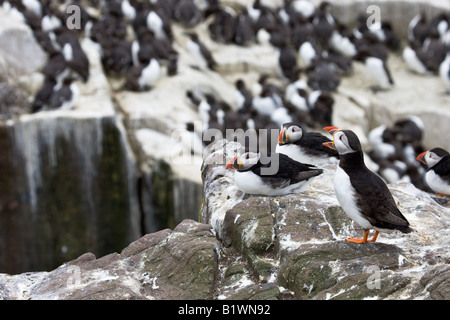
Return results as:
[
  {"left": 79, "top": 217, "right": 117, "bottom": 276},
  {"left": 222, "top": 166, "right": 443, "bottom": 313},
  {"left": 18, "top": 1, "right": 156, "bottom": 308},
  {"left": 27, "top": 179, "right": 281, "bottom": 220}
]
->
[
  {"left": 345, "top": 237, "right": 368, "bottom": 244},
  {"left": 367, "top": 231, "right": 379, "bottom": 242},
  {"left": 346, "top": 230, "right": 379, "bottom": 244},
  {"left": 436, "top": 193, "right": 450, "bottom": 198}
]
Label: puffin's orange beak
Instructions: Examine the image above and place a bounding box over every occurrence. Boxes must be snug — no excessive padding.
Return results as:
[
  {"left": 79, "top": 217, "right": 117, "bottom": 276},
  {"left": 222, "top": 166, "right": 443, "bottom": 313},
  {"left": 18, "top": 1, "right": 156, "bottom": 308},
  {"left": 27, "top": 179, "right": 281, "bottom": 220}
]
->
[
  {"left": 322, "top": 141, "right": 336, "bottom": 150},
  {"left": 278, "top": 128, "right": 287, "bottom": 145},
  {"left": 416, "top": 151, "right": 428, "bottom": 165},
  {"left": 226, "top": 156, "right": 238, "bottom": 170},
  {"left": 323, "top": 126, "right": 340, "bottom": 136}
]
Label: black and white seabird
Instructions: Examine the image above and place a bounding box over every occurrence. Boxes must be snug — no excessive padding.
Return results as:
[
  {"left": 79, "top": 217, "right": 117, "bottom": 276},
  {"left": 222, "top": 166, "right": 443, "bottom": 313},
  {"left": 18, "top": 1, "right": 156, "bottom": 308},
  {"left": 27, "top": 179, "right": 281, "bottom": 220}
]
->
[
  {"left": 174, "top": 0, "right": 202, "bottom": 28},
  {"left": 439, "top": 53, "right": 450, "bottom": 93},
  {"left": 312, "top": 1, "right": 335, "bottom": 49},
  {"left": 146, "top": 10, "right": 172, "bottom": 40},
  {"left": 298, "top": 40, "right": 317, "bottom": 68},
  {"left": 32, "top": 77, "right": 56, "bottom": 113},
  {"left": 233, "top": 8, "right": 255, "bottom": 46},
  {"left": 277, "top": 122, "right": 338, "bottom": 164},
  {"left": 207, "top": 6, "right": 235, "bottom": 43},
  {"left": 416, "top": 148, "right": 450, "bottom": 197},
  {"left": 368, "top": 124, "right": 401, "bottom": 162},
  {"left": 48, "top": 77, "right": 78, "bottom": 110},
  {"left": 121, "top": 0, "right": 136, "bottom": 22},
  {"left": 226, "top": 152, "right": 323, "bottom": 196},
  {"left": 124, "top": 57, "right": 160, "bottom": 91},
  {"left": 57, "top": 31, "right": 90, "bottom": 82},
  {"left": 278, "top": 39, "right": 300, "bottom": 81},
  {"left": 102, "top": 38, "right": 133, "bottom": 76},
  {"left": 402, "top": 44, "right": 428, "bottom": 75},
  {"left": 408, "top": 12, "right": 430, "bottom": 45},
  {"left": 186, "top": 32, "right": 217, "bottom": 71},
  {"left": 323, "top": 126, "right": 413, "bottom": 243},
  {"left": 357, "top": 49, "right": 394, "bottom": 91},
  {"left": 307, "top": 89, "right": 334, "bottom": 127},
  {"left": 291, "top": 15, "right": 314, "bottom": 50},
  {"left": 306, "top": 59, "right": 341, "bottom": 92},
  {"left": 235, "top": 79, "right": 253, "bottom": 113},
  {"left": 284, "top": 78, "right": 309, "bottom": 113},
  {"left": 22, "top": 0, "right": 42, "bottom": 17}
]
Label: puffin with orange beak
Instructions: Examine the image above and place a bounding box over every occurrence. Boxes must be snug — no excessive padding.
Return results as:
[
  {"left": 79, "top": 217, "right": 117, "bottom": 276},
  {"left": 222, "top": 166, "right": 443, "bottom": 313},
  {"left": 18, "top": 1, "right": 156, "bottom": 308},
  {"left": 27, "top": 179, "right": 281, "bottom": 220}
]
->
[
  {"left": 276, "top": 122, "right": 339, "bottom": 165},
  {"left": 322, "top": 126, "right": 413, "bottom": 244},
  {"left": 416, "top": 148, "right": 450, "bottom": 197},
  {"left": 226, "top": 152, "right": 323, "bottom": 196}
]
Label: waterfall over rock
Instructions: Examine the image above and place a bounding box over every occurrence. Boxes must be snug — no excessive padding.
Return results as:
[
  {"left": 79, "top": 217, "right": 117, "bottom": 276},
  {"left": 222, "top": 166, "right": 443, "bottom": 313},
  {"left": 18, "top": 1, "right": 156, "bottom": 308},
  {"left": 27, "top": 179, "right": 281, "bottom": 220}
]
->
[{"left": 0, "top": 113, "right": 141, "bottom": 273}]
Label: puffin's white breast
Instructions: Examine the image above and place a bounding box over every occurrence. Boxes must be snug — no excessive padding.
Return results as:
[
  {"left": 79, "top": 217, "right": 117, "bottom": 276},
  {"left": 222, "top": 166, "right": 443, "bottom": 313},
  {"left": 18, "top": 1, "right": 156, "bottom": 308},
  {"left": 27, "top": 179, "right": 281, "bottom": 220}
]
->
[
  {"left": 276, "top": 143, "right": 332, "bottom": 166},
  {"left": 426, "top": 170, "right": 450, "bottom": 195},
  {"left": 334, "top": 166, "right": 373, "bottom": 230},
  {"left": 233, "top": 170, "right": 310, "bottom": 196}
]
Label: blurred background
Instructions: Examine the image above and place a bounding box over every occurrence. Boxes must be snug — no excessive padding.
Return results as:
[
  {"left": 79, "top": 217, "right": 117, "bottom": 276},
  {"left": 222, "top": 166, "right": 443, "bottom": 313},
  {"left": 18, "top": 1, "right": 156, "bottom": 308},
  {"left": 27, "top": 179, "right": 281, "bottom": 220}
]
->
[{"left": 0, "top": 0, "right": 449, "bottom": 274}]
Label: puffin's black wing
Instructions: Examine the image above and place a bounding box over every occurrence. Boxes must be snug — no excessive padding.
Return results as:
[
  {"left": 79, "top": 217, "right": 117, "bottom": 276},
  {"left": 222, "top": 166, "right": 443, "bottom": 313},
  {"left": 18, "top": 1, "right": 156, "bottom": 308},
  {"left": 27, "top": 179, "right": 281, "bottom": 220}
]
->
[
  {"left": 433, "top": 156, "right": 450, "bottom": 184},
  {"left": 352, "top": 167, "right": 412, "bottom": 232},
  {"left": 252, "top": 153, "right": 323, "bottom": 187},
  {"left": 297, "top": 132, "right": 339, "bottom": 158}
]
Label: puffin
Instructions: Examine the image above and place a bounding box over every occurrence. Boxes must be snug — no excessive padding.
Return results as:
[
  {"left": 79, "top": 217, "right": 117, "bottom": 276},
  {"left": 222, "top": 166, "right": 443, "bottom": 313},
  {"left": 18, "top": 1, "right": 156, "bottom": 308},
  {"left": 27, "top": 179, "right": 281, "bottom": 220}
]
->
[
  {"left": 416, "top": 148, "right": 450, "bottom": 197},
  {"left": 323, "top": 126, "right": 413, "bottom": 243},
  {"left": 277, "top": 122, "right": 339, "bottom": 164},
  {"left": 226, "top": 152, "right": 323, "bottom": 196}
]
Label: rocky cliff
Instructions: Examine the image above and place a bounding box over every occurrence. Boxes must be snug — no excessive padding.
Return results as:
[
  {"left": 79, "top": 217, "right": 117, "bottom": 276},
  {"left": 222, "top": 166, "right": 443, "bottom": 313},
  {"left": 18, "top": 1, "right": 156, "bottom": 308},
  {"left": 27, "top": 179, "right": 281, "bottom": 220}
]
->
[
  {"left": 0, "top": 0, "right": 450, "bottom": 299},
  {"left": 1, "top": 138, "right": 449, "bottom": 300}
]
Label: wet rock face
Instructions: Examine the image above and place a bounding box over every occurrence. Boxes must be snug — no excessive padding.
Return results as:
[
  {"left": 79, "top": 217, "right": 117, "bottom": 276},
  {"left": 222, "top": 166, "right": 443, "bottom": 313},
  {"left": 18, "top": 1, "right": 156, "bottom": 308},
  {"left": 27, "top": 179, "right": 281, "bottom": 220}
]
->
[{"left": 0, "top": 116, "right": 140, "bottom": 274}]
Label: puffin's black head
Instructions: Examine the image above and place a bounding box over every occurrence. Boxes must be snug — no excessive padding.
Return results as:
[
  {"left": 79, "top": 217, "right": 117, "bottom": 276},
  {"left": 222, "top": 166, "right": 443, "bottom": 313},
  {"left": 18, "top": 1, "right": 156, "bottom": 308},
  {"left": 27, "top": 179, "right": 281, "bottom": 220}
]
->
[
  {"left": 278, "top": 122, "right": 303, "bottom": 145},
  {"left": 417, "top": 147, "right": 449, "bottom": 168},
  {"left": 322, "top": 127, "right": 362, "bottom": 155}
]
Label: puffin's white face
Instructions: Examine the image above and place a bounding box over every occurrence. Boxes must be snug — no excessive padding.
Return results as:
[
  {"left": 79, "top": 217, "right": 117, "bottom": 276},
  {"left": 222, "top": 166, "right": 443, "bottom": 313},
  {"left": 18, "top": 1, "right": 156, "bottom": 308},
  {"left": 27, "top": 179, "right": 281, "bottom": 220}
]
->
[
  {"left": 227, "top": 152, "right": 260, "bottom": 171},
  {"left": 279, "top": 124, "right": 303, "bottom": 145},
  {"left": 237, "top": 152, "right": 260, "bottom": 170},
  {"left": 422, "top": 151, "right": 444, "bottom": 168},
  {"left": 333, "top": 131, "right": 356, "bottom": 155},
  {"left": 285, "top": 125, "right": 303, "bottom": 142}
]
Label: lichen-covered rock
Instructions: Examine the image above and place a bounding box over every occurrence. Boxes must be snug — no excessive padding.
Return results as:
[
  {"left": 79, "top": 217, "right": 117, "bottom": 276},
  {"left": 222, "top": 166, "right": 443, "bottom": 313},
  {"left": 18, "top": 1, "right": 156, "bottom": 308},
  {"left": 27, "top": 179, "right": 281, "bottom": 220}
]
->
[
  {"left": 417, "top": 265, "right": 450, "bottom": 300},
  {"left": 200, "top": 139, "right": 450, "bottom": 300},
  {"left": 223, "top": 197, "right": 275, "bottom": 254},
  {"left": 278, "top": 241, "right": 409, "bottom": 299},
  {"left": 0, "top": 219, "right": 220, "bottom": 300}
]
